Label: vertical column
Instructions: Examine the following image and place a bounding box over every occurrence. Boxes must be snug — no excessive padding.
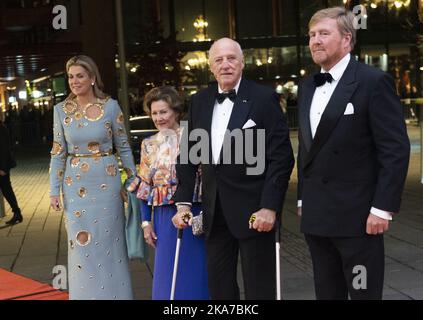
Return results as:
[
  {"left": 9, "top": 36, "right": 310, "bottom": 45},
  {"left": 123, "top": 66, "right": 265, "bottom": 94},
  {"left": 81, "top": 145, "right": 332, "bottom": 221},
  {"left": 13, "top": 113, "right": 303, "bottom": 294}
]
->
[
  {"left": 228, "top": 0, "right": 237, "bottom": 39},
  {"left": 168, "top": 0, "right": 176, "bottom": 36},
  {"left": 0, "top": 191, "right": 5, "bottom": 219},
  {"left": 272, "top": 0, "right": 281, "bottom": 37},
  {"left": 79, "top": 0, "right": 118, "bottom": 99},
  {"left": 295, "top": 0, "right": 301, "bottom": 72},
  {"left": 421, "top": 106, "right": 423, "bottom": 184},
  {"left": 115, "top": 0, "right": 130, "bottom": 134}
]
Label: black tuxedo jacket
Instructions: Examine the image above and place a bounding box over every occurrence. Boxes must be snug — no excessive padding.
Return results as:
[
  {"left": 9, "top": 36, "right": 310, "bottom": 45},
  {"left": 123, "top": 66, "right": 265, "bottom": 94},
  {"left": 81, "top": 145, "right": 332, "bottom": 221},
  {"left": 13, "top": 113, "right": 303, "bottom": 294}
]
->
[
  {"left": 0, "top": 123, "right": 16, "bottom": 172},
  {"left": 174, "top": 78, "right": 294, "bottom": 239},
  {"left": 297, "top": 56, "right": 410, "bottom": 237}
]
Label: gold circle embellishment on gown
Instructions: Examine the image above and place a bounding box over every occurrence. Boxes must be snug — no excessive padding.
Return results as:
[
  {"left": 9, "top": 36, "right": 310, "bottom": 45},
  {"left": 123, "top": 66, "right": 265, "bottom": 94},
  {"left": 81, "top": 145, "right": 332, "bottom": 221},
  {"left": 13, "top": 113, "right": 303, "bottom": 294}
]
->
[
  {"left": 76, "top": 174, "right": 81, "bottom": 180},
  {"left": 106, "top": 164, "right": 117, "bottom": 176},
  {"left": 100, "top": 184, "right": 108, "bottom": 190},
  {"left": 74, "top": 211, "right": 82, "bottom": 218},
  {"left": 50, "top": 141, "right": 62, "bottom": 156},
  {"left": 80, "top": 162, "right": 90, "bottom": 173},
  {"left": 74, "top": 112, "right": 83, "bottom": 121},
  {"left": 65, "top": 176, "right": 73, "bottom": 186},
  {"left": 117, "top": 127, "right": 124, "bottom": 136},
  {"left": 57, "top": 169, "right": 64, "bottom": 179},
  {"left": 71, "top": 157, "right": 80, "bottom": 168},
  {"left": 76, "top": 230, "right": 92, "bottom": 246},
  {"left": 64, "top": 116, "right": 73, "bottom": 126},
  {"left": 84, "top": 103, "right": 104, "bottom": 122},
  {"left": 107, "top": 128, "right": 113, "bottom": 139},
  {"left": 87, "top": 141, "right": 100, "bottom": 154},
  {"left": 104, "top": 121, "right": 111, "bottom": 129},
  {"left": 77, "top": 187, "right": 87, "bottom": 198},
  {"left": 63, "top": 100, "right": 78, "bottom": 114},
  {"left": 117, "top": 112, "right": 124, "bottom": 124}
]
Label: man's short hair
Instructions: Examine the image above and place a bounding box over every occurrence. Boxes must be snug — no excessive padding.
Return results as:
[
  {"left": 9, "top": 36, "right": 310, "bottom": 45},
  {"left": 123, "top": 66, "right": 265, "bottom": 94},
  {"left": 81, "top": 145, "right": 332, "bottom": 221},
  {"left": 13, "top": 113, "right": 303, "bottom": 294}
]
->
[
  {"left": 309, "top": 7, "right": 356, "bottom": 50},
  {"left": 208, "top": 37, "right": 244, "bottom": 65}
]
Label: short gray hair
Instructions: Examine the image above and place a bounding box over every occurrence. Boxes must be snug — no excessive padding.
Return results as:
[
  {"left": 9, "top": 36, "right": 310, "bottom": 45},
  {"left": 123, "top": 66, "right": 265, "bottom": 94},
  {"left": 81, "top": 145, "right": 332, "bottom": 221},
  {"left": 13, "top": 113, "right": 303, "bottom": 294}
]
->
[{"left": 208, "top": 38, "right": 244, "bottom": 64}]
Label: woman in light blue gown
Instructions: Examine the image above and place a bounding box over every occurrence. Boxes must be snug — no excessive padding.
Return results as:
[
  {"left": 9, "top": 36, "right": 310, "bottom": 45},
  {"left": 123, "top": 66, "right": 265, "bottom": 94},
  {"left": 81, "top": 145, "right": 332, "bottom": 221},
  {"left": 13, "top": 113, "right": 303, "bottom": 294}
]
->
[
  {"left": 128, "top": 86, "right": 209, "bottom": 300},
  {"left": 49, "top": 55, "right": 136, "bottom": 300}
]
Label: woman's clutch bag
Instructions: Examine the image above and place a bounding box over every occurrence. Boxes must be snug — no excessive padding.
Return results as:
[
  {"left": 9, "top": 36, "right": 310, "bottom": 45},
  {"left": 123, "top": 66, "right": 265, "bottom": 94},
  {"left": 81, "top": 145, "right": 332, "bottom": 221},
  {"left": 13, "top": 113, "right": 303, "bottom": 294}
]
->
[{"left": 192, "top": 211, "right": 204, "bottom": 236}]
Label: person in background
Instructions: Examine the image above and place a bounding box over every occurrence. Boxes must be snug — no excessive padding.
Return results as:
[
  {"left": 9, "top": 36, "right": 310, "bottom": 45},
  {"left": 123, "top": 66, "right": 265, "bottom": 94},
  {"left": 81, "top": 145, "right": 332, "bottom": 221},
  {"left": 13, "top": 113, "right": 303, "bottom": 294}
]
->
[{"left": 0, "top": 121, "right": 22, "bottom": 225}]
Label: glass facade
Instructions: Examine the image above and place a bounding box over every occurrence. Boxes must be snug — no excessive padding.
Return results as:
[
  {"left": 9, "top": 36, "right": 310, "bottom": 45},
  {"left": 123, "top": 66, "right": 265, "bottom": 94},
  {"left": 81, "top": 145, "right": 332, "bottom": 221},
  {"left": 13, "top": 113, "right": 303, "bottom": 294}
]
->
[
  {"left": 120, "top": 0, "right": 422, "bottom": 118},
  {"left": 278, "top": 0, "right": 297, "bottom": 36},
  {"left": 173, "top": 0, "right": 229, "bottom": 41},
  {"left": 1, "top": 0, "right": 421, "bottom": 118},
  {"left": 236, "top": 0, "right": 273, "bottom": 38}
]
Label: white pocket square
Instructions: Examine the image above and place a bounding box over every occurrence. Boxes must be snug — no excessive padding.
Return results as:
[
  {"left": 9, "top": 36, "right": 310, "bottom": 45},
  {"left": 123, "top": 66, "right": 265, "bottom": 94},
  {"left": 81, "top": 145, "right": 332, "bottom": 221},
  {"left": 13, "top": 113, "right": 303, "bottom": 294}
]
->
[
  {"left": 242, "top": 119, "right": 256, "bottom": 129},
  {"left": 344, "top": 103, "right": 354, "bottom": 115}
]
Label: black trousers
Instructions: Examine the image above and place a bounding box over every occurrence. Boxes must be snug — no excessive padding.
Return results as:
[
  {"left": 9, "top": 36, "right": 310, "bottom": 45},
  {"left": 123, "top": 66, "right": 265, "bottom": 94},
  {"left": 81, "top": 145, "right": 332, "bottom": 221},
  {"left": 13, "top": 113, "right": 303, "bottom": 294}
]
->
[
  {"left": 305, "top": 233, "right": 384, "bottom": 300},
  {"left": 0, "top": 172, "right": 20, "bottom": 212},
  {"left": 205, "top": 199, "right": 276, "bottom": 300}
]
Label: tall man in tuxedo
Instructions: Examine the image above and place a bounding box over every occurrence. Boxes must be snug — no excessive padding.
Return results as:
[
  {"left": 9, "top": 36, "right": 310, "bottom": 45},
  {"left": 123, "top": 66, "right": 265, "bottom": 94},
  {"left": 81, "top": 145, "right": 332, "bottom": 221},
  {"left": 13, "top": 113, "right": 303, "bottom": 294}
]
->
[
  {"left": 297, "top": 7, "right": 410, "bottom": 299},
  {"left": 0, "top": 122, "right": 23, "bottom": 225},
  {"left": 173, "top": 38, "right": 294, "bottom": 299}
]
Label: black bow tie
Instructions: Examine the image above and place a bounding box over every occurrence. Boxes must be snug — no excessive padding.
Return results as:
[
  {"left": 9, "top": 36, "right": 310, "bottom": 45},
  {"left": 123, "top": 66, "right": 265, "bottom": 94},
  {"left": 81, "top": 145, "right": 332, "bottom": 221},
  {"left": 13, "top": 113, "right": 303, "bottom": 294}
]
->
[
  {"left": 216, "top": 89, "right": 236, "bottom": 104},
  {"left": 314, "top": 72, "right": 333, "bottom": 87}
]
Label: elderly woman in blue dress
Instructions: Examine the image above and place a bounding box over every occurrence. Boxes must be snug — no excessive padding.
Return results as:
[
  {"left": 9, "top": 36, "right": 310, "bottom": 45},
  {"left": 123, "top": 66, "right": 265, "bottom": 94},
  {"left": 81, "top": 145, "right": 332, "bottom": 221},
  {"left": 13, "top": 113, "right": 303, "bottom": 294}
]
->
[
  {"left": 49, "top": 55, "right": 136, "bottom": 300},
  {"left": 129, "top": 86, "right": 209, "bottom": 300}
]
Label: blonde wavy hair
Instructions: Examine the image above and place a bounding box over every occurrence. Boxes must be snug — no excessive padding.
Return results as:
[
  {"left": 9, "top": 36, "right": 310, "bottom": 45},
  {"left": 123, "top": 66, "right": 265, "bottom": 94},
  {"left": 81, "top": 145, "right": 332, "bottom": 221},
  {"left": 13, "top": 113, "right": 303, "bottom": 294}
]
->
[{"left": 65, "top": 55, "right": 108, "bottom": 100}]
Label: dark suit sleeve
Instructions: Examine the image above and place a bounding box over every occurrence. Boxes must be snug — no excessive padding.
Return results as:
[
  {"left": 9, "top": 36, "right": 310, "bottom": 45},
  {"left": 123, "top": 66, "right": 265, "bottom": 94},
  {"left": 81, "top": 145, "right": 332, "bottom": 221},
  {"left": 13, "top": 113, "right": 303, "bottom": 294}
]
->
[
  {"left": 0, "top": 125, "right": 11, "bottom": 171},
  {"left": 369, "top": 73, "right": 410, "bottom": 213},
  {"left": 297, "top": 130, "right": 303, "bottom": 201},
  {"left": 260, "top": 92, "right": 295, "bottom": 213},
  {"left": 173, "top": 98, "right": 200, "bottom": 203},
  {"left": 296, "top": 83, "right": 303, "bottom": 202}
]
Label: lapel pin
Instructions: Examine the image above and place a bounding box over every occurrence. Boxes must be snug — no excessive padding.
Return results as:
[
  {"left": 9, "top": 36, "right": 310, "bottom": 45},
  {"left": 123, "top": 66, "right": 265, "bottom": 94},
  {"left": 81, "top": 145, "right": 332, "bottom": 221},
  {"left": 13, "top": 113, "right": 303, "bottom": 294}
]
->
[{"left": 242, "top": 99, "right": 248, "bottom": 103}]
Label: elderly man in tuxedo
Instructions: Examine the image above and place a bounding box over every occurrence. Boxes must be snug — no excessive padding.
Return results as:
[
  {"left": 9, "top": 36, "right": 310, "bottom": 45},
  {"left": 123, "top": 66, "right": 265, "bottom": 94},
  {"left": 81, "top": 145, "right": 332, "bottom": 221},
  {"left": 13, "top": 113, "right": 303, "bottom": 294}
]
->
[
  {"left": 173, "top": 38, "right": 294, "bottom": 299},
  {"left": 297, "top": 7, "right": 410, "bottom": 299}
]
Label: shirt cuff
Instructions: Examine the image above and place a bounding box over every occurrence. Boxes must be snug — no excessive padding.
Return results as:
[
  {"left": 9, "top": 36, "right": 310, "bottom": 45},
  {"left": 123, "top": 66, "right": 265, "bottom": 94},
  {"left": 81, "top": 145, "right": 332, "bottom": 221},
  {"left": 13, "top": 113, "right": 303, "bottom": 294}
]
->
[
  {"left": 297, "top": 200, "right": 302, "bottom": 207},
  {"left": 176, "top": 202, "right": 192, "bottom": 207},
  {"left": 370, "top": 207, "right": 393, "bottom": 220}
]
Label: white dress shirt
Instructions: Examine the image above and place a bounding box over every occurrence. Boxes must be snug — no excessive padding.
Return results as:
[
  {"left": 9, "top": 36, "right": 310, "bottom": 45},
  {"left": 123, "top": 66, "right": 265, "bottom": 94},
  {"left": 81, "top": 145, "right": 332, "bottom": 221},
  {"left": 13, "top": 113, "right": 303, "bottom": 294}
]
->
[
  {"left": 175, "top": 79, "right": 241, "bottom": 208},
  {"left": 211, "top": 79, "right": 241, "bottom": 164},
  {"left": 299, "top": 53, "right": 393, "bottom": 220},
  {"left": 309, "top": 54, "right": 350, "bottom": 138}
]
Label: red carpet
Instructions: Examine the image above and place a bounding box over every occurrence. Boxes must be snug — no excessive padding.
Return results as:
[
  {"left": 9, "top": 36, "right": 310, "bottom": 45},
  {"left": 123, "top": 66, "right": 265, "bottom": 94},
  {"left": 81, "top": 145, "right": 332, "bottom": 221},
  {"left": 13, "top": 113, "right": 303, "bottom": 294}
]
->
[{"left": 0, "top": 268, "right": 68, "bottom": 300}]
